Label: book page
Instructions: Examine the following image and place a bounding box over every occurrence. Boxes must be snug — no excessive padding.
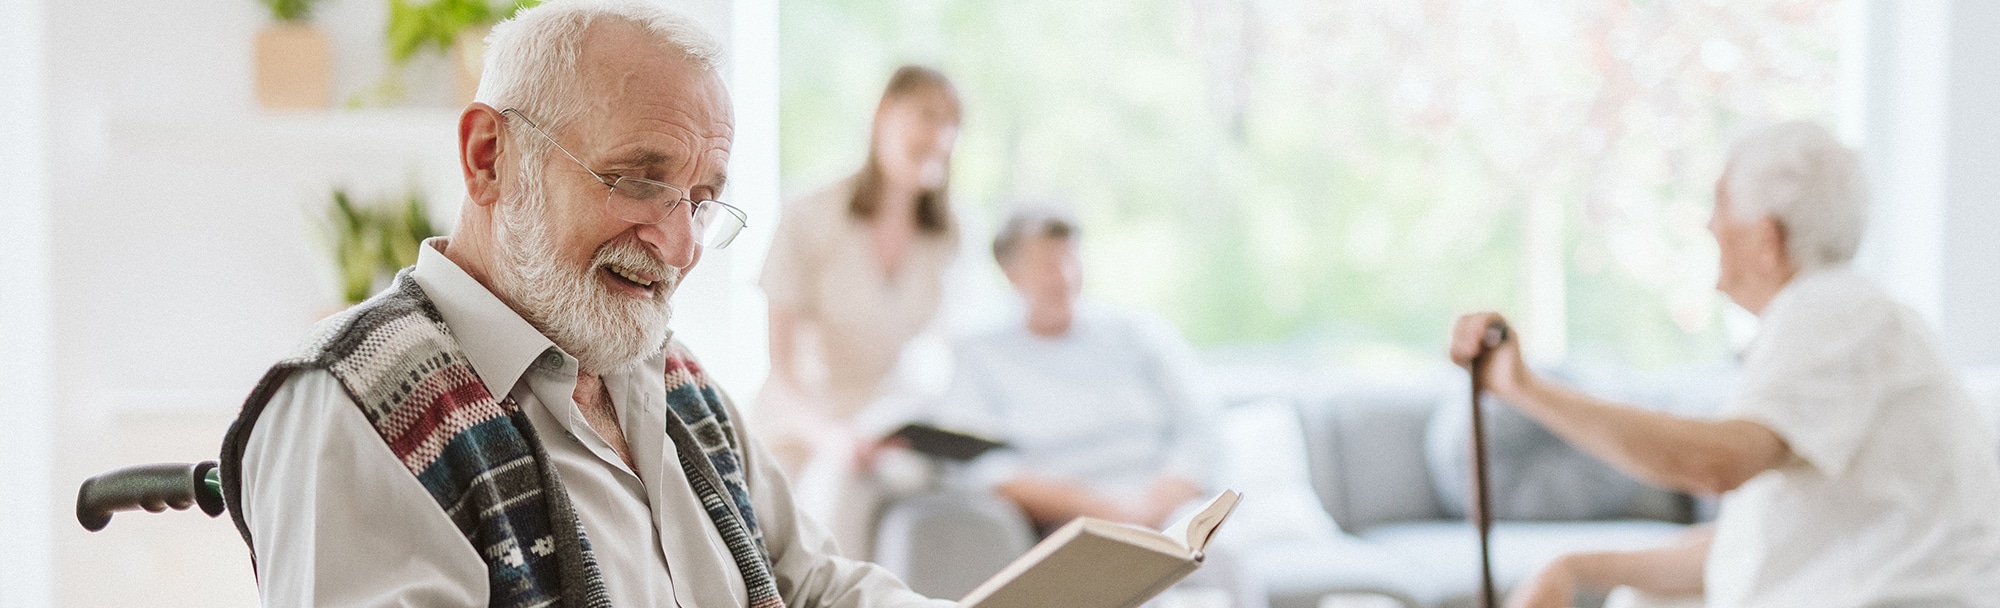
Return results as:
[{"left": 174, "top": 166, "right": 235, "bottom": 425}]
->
[
  {"left": 1086, "top": 519, "right": 1191, "bottom": 557},
  {"left": 1161, "top": 489, "right": 1241, "bottom": 554}
]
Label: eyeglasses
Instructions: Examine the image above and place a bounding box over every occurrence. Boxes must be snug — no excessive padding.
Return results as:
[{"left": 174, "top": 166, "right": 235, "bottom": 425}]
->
[{"left": 501, "top": 108, "right": 748, "bottom": 249}]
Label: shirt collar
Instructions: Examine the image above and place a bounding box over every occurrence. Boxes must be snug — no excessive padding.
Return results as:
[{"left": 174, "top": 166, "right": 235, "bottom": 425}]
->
[
  {"left": 1760, "top": 264, "right": 1852, "bottom": 322},
  {"left": 411, "top": 237, "right": 561, "bottom": 398}
]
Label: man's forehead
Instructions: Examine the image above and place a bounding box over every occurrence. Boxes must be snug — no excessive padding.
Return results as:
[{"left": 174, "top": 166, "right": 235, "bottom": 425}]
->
[
  {"left": 581, "top": 43, "right": 726, "bottom": 113},
  {"left": 570, "top": 21, "right": 734, "bottom": 171}
]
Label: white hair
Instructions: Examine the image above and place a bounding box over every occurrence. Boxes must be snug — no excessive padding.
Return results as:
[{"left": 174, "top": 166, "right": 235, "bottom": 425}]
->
[
  {"left": 476, "top": 0, "right": 721, "bottom": 157},
  {"left": 1722, "top": 121, "right": 1868, "bottom": 270}
]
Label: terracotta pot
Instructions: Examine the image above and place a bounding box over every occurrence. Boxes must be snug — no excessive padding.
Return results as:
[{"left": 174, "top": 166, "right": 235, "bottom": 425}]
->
[
  {"left": 254, "top": 23, "right": 333, "bottom": 110},
  {"left": 453, "top": 25, "right": 492, "bottom": 106}
]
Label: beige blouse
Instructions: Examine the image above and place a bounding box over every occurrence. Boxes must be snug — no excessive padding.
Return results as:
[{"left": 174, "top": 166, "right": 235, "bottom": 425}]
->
[{"left": 759, "top": 177, "right": 959, "bottom": 420}]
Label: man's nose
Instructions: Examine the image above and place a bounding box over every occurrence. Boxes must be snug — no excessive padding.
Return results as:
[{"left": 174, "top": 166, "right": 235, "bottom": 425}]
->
[{"left": 634, "top": 203, "right": 700, "bottom": 268}]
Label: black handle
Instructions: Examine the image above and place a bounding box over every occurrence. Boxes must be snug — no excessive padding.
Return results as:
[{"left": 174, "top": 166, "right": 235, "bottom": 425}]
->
[
  {"left": 1481, "top": 320, "right": 1510, "bottom": 351},
  {"left": 76, "top": 461, "right": 225, "bottom": 532}
]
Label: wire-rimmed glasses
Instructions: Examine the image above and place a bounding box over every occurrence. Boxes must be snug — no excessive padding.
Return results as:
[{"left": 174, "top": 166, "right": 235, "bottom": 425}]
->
[{"left": 501, "top": 108, "right": 748, "bottom": 249}]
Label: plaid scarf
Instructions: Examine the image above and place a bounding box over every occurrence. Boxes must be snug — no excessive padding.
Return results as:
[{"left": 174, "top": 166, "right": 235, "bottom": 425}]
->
[{"left": 220, "top": 271, "right": 788, "bottom": 608}]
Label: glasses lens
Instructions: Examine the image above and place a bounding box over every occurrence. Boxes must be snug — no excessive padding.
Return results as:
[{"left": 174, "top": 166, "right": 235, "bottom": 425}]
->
[
  {"left": 695, "top": 202, "right": 747, "bottom": 249},
  {"left": 604, "top": 178, "right": 746, "bottom": 248},
  {"left": 604, "top": 178, "right": 677, "bottom": 224}
]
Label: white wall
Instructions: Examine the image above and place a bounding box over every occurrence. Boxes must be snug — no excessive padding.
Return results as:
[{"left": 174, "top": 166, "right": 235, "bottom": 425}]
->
[
  {"left": 1851, "top": 0, "right": 1947, "bottom": 325},
  {"left": 11, "top": 0, "right": 766, "bottom": 605},
  {"left": 714, "top": 0, "right": 781, "bottom": 393},
  {"left": 0, "top": 0, "right": 55, "bottom": 604},
  {"left": 1939, "top": 0, "right": 2000, "bottom": 366},
  {"left": 42, "top": 1, "right": 456, "bottom": 601},
  {"left": 1852, "top": 0, "right": 2000, "bottom": 367}
]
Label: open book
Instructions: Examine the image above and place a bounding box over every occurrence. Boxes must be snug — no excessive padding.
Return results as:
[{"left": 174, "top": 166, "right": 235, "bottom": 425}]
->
[{"left": 958, "top": 490, "right": 1242, "bottom": 608}]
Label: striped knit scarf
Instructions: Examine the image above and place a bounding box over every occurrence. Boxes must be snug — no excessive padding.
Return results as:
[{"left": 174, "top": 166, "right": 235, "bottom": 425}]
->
[
  {"left": 220, "top": 271, "right": 788, "bottom": 608},
  {"left": 661, "top": 345, "right": 787, "bottom": 608}
]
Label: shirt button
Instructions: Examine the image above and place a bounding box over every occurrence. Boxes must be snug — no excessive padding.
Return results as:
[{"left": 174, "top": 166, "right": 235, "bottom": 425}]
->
[{"left": 542, "top": 351, "right": 564, "bottom": 369}]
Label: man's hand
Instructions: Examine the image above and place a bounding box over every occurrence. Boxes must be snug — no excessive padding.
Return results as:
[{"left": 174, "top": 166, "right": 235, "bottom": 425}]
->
[
  {"left": 1507, "top": 526, "right": 1713, "bottom": 608},
  {"left": 1139, "top": 476, "right": 1206, "bottom": 528},
  {"left": 999, "top": 477, "right": 1149, "bottom": 528},
  {"left": 1449, "top": 312, "right": 1533, "bottom": 400},
  {"left": 853, "top": 434, "right": 907, "bottom": 471},
  {"left": 1505, "top": 554, "right": 1580, "bottom": 608}
]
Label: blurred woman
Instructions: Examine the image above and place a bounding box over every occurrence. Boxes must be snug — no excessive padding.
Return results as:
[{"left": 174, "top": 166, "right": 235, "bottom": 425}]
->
[{"left": 754, "top": 66, "right": 964, "bottom": 554}]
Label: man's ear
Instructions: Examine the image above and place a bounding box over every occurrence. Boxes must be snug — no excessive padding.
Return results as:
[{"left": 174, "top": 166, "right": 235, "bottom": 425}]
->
[
  {"left": 460, "top": 103, "right": 506, "bottom": 209},
  {"left": 1760, "top": 216, "right": 1793, "bottom": 273},
  {"left": 997, "top": 261, "right": 1023, "bottom": 289}
]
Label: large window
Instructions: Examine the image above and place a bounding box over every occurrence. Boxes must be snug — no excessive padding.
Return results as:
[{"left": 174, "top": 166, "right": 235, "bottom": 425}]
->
[{"left": 779, "top": 0, "right": 1844, "bottom": 368}]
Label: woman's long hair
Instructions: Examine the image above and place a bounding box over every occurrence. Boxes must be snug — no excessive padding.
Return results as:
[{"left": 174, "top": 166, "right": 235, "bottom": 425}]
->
[{"left": 849, "top": 65, "right": 962, "bottom": 235}]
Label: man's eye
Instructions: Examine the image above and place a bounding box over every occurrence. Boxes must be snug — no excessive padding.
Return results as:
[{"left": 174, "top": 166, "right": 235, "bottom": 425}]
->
[{"left": 616, "top": 182, "right": 662, "bottom": 199}]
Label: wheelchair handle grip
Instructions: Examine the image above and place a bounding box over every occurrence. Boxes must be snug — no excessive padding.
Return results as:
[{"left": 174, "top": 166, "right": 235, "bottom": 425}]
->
[{"left": 76, "top": 461, "right": 225, "bottom": 532}]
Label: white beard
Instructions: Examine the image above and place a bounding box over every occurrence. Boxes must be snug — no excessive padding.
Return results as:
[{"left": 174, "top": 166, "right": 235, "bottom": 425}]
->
[{"left": 491, "top": 171, "right": 677, "bottom": 375}]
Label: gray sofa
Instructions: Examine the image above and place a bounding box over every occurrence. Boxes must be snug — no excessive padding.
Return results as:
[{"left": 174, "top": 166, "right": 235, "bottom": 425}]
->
[
  {"left": 875, "top": 363, "right": 1740, "bottom": 608},
  {"left": 1241, "top": 367, "right": 1723, "bottom": 608}
]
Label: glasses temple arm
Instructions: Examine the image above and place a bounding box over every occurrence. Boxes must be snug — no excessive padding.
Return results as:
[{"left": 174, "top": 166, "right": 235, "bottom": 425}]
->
[{"left": 501, "top": 109, "right": 616, "bottom": 188}]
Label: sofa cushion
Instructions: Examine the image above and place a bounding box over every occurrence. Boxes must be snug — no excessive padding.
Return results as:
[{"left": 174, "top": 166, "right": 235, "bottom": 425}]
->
[
  {"left": 1359, "top": 519, "right": 1690, "bottom": 608},
  {"left": 1424, "top": 364, "right": 1740, "bottom": 523},
  {"left": 1425, "top": 383, "right": 1650, "bottom": 521},
  {"left": 1215, "top": 398, "right": 1344, "bottom": 546},
  {"left": 1297, "top": 376, "right": 1452, "bottom": 531}
]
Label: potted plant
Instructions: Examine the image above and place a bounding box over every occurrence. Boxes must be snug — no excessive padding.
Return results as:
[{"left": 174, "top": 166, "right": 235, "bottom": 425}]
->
[
  {"left": 326, "top": 187, "right": 440, "bottom": 304},
  {"left": 386, "top": 0, "right": 540, "bottom": 104},
  {"left": 254, "top": 0, "right": 333, "bottom": 109},
  {"left": 379, "top": 190, "right": 438, "bottom": 272},
  {"left": 328, "top": 189, "right": 381, "bottom": 304}
]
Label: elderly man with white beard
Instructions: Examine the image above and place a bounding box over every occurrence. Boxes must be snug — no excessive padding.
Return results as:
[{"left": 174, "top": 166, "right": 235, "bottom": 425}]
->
[{"left": 215, "top": 2, "right": 955, "bottom": 607}]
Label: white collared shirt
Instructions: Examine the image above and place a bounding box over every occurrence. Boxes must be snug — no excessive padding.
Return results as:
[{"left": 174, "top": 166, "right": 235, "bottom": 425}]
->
[
  {"left": 1707, "top": 267, "right": 2000, "bottom": 607},
  {"left": 933, "top": 303, "right": 1221, "bottom": 502},
  {"left": 240, "top": 238, "right": 951, "bottom": 608}
]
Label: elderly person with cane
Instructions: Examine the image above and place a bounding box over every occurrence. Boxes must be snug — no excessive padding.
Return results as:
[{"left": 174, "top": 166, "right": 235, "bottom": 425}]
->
[{"left": 1451, "top": 121, "right": 2000, "bottom": 607}]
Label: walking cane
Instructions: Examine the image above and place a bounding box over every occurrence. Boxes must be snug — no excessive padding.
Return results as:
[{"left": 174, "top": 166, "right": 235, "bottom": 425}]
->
[{"left": 1469, "top": 319, "right": 1510, "bottom": 608}]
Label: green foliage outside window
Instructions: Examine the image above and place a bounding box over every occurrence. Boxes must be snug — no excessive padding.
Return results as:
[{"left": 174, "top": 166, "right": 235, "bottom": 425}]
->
[{"left": 780, "top": 0, "right": 1842, "bottom": 368}]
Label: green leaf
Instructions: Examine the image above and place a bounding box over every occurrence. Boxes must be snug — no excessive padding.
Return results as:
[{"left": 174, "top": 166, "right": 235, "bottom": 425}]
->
[
  {"left": 385, "top": 0, "right": 539, "bottom": 64},
  {"left": 326, "top": 187, "right": 436, "bottom": 304},
  {"left": 259, "top": 0, "right": 319, "bottom": 22},
  {"left": 379, "top": 191, "right": 437, "bottom": 270}
]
